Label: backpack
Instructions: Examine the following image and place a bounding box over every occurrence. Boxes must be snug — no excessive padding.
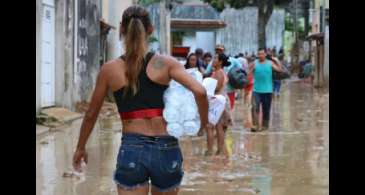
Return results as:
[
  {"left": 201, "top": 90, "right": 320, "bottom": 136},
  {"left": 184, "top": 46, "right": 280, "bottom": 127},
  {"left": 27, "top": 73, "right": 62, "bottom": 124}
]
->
[
  {"left": 273, "top": 64, "right": 290, "bottom": 80},
  {"left": 227, "top": 66, "right": 249, "bottom": 89}
]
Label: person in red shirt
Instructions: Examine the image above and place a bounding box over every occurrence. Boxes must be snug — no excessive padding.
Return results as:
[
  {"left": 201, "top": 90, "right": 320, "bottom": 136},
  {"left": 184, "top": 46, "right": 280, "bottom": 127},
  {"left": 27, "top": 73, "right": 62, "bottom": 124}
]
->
[
  {"left": 244, "top": 56, "right": 254, "bottom": 107},
  {"left": 243, "top": 56, "right": 255, "bottom": 129}
]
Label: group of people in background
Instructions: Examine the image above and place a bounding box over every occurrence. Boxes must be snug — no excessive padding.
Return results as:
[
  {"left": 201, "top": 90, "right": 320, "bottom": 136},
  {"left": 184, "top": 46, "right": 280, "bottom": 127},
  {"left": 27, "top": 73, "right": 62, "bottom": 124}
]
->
[
  {"left": 71, "top": 6, "right": 298, "bottom": 194},
  {"left": 182, "top": 45, "right": 287, "bottom": 156}
]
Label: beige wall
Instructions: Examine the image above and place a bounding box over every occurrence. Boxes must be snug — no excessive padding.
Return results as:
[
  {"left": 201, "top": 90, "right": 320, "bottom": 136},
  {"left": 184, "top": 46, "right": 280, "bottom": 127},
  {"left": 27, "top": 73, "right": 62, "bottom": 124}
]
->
[
  {"left": 314, "top": 0, "right": 329, "bottom": 9},
  {"left": 54, "top": 0, "right": 76, "bottom": 110},
  {"left": 314, "top": 0, "right": 320, "bottom": 9},
  {"left": 311, "top": 9, "right": 319, "bottom": 33},
  {"left": 103, "top": 0, "right": 133, "bottom": 60},
  {"left": 102, "top": 0, "right": 110, "bottom": 19}
]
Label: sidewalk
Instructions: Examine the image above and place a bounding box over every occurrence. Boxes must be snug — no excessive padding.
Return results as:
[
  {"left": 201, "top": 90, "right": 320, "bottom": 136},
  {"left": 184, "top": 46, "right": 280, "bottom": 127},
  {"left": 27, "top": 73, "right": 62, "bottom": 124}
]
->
[
  {"left": 36, "top": 125, "right": 49, "bottom": 135},
  {"left": 36, "top": 107, "right": 82, "bottom": 135}
]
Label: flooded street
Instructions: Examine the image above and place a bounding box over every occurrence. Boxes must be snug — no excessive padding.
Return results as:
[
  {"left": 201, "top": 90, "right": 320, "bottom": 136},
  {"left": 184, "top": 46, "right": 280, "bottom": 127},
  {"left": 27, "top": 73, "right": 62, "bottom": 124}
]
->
[{"left": 36, "top": 81, "right": 328, "bottom": 195}]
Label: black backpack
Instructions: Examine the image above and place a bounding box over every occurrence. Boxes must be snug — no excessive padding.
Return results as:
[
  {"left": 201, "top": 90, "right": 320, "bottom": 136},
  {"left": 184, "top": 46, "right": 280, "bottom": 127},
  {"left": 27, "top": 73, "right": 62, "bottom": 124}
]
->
[
  {"left": 228, "top": 66, "right": 249, "bottom": 89},
  {"left": 273, "top": 65, "right": 290, "bottom": 80}
]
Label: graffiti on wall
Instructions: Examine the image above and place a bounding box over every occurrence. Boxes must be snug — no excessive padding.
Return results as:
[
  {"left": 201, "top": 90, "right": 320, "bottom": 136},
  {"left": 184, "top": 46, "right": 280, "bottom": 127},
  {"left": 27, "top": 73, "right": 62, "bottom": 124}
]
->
[{"left": 76, "top": 0, "right": 100, "bottom": 100}]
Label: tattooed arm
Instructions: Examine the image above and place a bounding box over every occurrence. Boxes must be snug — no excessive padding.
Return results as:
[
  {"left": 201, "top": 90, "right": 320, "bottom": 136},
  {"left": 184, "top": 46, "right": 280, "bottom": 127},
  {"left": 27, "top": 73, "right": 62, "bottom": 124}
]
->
[{"left": 152, "top": 54, "right": 166, "bottom": 69}]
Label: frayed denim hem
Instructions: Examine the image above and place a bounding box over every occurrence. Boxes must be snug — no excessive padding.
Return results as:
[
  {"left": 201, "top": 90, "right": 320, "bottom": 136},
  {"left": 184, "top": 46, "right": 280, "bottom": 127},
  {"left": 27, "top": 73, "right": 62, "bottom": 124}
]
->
[
  {"left": 113, "top": 171, "right": 149, "bottom": 191},
  {"left": 151, "top": 172, "right": 184, "bottom": 193}
]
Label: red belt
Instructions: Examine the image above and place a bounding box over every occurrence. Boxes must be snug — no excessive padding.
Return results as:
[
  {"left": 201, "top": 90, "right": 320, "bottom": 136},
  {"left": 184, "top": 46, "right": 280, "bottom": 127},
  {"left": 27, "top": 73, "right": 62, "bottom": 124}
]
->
[{"left": 120, "top": 108, "right": 163, "bottom": 120}]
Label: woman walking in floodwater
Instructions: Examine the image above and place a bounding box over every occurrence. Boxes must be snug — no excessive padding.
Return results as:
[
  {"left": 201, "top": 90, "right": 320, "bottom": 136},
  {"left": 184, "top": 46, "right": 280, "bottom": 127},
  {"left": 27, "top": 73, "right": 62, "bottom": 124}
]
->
[
  {"left": 72, "top": 6, "right": 208, "bottom": 195},
  {"left": 205, "top": 53, "right": 232, "bottom": 156}
]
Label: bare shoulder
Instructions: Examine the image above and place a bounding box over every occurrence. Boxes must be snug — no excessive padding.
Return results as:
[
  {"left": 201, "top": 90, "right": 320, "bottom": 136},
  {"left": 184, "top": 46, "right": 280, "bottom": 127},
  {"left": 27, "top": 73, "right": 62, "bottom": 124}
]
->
[
  {"left": 101, "top": 58, "right": 123, "bottom": 73},
  {"left": 216, "top": 69, "right": 225, "bottom": 79},
  {"left": 153, "top": 54, "right": 182, "bottom": 69},
  {"left": 97, "top": 58, "right": 124, "bottom": 84}
]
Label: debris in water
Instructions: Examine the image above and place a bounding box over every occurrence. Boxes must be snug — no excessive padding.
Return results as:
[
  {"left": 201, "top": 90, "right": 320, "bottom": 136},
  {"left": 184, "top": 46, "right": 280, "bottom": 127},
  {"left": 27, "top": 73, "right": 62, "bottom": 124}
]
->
[
  {"left": 62, "top": 171, "right": 74, "bottom": 178},
  {"left": 40, "top": 140, "right": 48, "bottom": 145},
  {"left": 317, "top": 120, "right": 328, "bottom": 123},
  {"left": 62, "top": 170, "right": 84, "bottom": 179}
]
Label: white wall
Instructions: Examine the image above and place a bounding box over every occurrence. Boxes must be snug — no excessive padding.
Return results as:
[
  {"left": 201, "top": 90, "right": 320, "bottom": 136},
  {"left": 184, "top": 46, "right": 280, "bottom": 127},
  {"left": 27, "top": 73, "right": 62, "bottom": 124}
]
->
[
  {"left": 36, "top": 0, "right": 41, "bottom": 113},
  {"left": 181, "top": 31, "right": 216, "bottom": 55},
  {"left": 196, "top": 32, "right": 215, "bottom": 55},
  {"left": 105, "top": 0, "right": 133, "bottom": 60},
  {"left": 54, "top": 0, "right": 67, "bottom": 108},
  {"left": 182, "top": 32, "right": 197, "bottom": 54},
  {"left": 216, "top": 7, "right": 285, "bottom": 55},
  {"left": 265, "top": 9, "right": 285, "bottom": 50}
]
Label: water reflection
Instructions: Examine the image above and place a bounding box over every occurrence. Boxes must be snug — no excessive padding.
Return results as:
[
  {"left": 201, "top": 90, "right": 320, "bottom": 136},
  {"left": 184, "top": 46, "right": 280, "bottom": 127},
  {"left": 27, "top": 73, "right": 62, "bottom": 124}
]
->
[{"left": 36, "top": 81, "right": 328, "bottom": 195}]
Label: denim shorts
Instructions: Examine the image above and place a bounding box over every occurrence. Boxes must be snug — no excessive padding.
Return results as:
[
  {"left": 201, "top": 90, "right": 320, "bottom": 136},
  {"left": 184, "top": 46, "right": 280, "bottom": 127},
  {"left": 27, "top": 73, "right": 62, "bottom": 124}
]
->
[{"left": 113, "top": 133, "right": 184, "bottom": 192}]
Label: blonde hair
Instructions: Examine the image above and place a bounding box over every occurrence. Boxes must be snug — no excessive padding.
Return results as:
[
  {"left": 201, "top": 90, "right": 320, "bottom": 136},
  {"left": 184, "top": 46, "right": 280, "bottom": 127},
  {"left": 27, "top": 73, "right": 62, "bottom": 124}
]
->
[{"left": 121, "top": 6, "right": 151, "bottom": 96}]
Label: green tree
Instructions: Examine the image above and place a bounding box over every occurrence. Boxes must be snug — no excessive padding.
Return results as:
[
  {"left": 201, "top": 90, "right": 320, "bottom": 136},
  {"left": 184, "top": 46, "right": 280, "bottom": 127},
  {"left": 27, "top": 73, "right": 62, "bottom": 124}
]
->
[{"left": 204, "top": 0, "right": 292, "bottom": 48}]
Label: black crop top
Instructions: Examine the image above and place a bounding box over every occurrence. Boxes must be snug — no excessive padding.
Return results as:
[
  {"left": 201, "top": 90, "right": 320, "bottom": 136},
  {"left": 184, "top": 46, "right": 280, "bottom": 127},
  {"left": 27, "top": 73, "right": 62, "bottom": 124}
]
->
[{"left": 113, "top": 52, "right": 168, "bottom": 113}]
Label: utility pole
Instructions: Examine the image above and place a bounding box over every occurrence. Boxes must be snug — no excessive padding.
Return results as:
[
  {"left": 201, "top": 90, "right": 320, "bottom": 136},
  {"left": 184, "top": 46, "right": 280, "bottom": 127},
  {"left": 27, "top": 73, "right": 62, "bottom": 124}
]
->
[{"left": 159, "top": 0, "right": 171, "bottom": 55}]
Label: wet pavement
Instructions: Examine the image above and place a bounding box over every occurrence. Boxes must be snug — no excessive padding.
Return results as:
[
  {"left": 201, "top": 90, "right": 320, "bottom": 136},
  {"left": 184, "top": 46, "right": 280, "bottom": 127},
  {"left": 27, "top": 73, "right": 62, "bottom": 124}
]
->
[{"left": 36, "top": 81, "right": 328, "bottom": 195}]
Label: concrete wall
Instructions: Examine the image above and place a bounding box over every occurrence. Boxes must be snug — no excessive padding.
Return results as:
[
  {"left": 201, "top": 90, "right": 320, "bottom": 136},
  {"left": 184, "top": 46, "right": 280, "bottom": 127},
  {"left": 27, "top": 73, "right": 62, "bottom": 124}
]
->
[
  {"left": 171, "top": 3, "right": 219, "bottom": 20},
  {"left": 147, "top": 3, "right": 220, "bottom": 54},
  {"left": 324, "top": 25, "right": 329, "bottom": 86},
  {"left": 37, "top": 0, "right": 133, "bottom": 112},
  {"left": 265, "top": 9, "right": 285, "bottom": 50},
  {"left": 76, "top": 0, "right": 101, "bottom": 103},
  {"left": 54, "top": 0, "right": 76, "bottom": 110},
  {"left": 147, "top": 4, "right": 284, "bottom": 56},
  {"left": 182, "top": 32, "right": 196, "bottom": 54},
  {"left": 196, "top": 31, "right": 215, "bottom": 55},
  {"left": 105, "top": 0, "right": 133, "bottom": 60},
  {"left": 315, "top": 0, "right": 329, "bottom": 9},
  {"left": 180, "top": 31, "right": 215, "bottom": 56},
  {"left": 36, "top": 0, "right": 41, "bottom": 113},
  {"left": 216, "top": 7, "right": 285, "bottom": 55},
  {"left": 53, "top": 0, "right": 101, "bottom": 111}
]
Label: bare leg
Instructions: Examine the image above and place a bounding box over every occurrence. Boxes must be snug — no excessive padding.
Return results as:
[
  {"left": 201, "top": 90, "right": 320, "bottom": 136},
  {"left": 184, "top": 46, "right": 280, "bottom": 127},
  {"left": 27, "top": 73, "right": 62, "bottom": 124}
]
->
[
  {"left": 197, "top": 127, "right": 204, "bottom": 136},
  {"left": 247, "top": 91, "right": 252, "bottom": 107},
  {"left": 151, "top": 187, "right": 180, "bottom": 195},
  {"left": 215, "top": 123, "right": 226, "bottom": 155},
  {"left": 247, "top": 90, "right": 253, "bottom": 128},
  {"left": 117, "top": 185, "right": 149, "bottom": 195},
  {"left": 251, "top": 92, "right": 260, "bottom": 131},
  {"left": 205, "top": 126, "right": 214, "bottom": 156}
]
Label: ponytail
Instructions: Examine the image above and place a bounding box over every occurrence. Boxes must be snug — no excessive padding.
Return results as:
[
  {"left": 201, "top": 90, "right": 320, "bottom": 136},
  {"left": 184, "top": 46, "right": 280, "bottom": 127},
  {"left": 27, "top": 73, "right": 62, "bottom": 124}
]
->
[{"left": 124, "top": 17, "right": 147, "bottom": 96}]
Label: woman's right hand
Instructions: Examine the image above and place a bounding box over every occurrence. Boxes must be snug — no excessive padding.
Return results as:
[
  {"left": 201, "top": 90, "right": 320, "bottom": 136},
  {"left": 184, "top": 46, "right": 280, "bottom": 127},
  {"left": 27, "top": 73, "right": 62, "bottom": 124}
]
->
[{"left": 72, "top": 148, "right": 88, "bottom": 172}]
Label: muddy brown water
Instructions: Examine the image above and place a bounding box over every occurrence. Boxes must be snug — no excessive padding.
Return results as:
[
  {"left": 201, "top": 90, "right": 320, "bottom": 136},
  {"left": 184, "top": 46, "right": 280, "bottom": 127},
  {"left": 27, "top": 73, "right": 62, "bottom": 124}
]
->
[{"left": 36, "top": 81, "right": 328, "bottom": 195}]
